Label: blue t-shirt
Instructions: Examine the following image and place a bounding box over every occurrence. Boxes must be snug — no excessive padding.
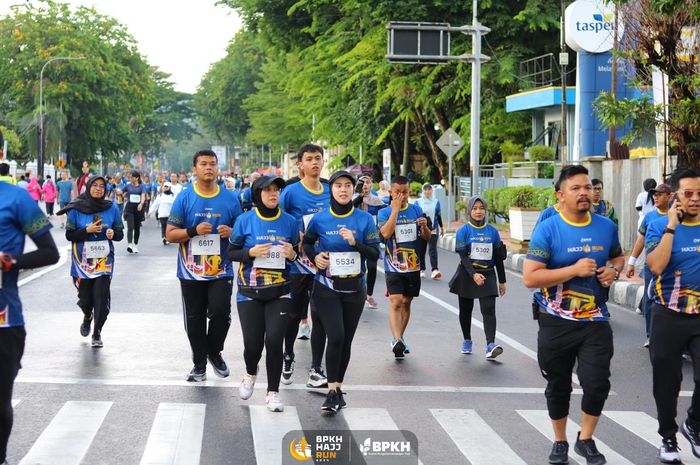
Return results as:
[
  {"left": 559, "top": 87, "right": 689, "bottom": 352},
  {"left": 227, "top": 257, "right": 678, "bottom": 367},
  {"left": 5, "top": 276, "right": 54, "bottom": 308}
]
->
[
  {"left": 168, "top": 185, "right": 243, "bottom": 281},
  {"left": 279, "top": 180, "right": 331, "bottom": 274},
  {"left": 526, "top": 212, "right": 622, "bottom": 321},
  {"left": 534, "top": 204, "right": 560, "bottom": 230},
  {"left": 639, "top": 209, "right": 668, "bottom": 236},
  {"left": 229, "top": 209, "right": 300, "bottom": 302},
  {"left": 57, "top": 180, "right": 74, "bottom": 204},
  {"left": 455, "top": 222, "right": 503, "bottom": 270},
  {"left": 240, "top": 188, "right": 253, "bottom": 211},
  {"left": 67, "top": 205, "right": 123, "bottom": 279},
  {"left": 0, "top": 183, "right": 52, "bottom": 327},
  {"left": 377, "top": 203, "right": 425, "bottom": 273},
  {"left": 124, "top": 183, "right": 146, "bottom": 212},
  {"left": 645, "top": 217, "right": 700, "bottom": 313},
  {"left": 305, "top": 208, "right": 379, "bottom": 291},
  {"left": 142, "top": 182, "right": 152, "bottom": 199}
]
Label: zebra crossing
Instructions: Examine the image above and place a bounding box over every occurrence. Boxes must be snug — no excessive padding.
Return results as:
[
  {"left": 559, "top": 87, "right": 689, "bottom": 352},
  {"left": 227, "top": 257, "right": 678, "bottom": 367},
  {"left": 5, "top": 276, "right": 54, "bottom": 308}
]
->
[{"left": 9, "top": 398, "right": 694, "bottom": 465}]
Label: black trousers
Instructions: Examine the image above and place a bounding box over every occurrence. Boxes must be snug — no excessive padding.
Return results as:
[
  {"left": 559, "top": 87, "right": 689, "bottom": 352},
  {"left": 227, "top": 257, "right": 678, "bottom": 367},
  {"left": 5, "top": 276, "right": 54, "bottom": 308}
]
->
[
  {"left": 537, "top": 314, "right": 613, "bottom": 419},
  {"left": 419, "top": 234, "right": 439, "bottom": 271},
  {"left": 75, "top": 275, "right": 111, "bottom": 335},
  {"left": 366, "top": 258, "right": 378, "bottom": 296},
  {"left": 650, "top": 304, "right": 700, "bottom": 439},
  {"left": 0, "top": 327, "right": 25, "bottom": 463},
  {"left": 45, "top": 201, "right": 54, "bottom": 216},
  {"left": 458, "top": 296, "right": 496, "bottom": 344},
  {"left": 124, "top": 210, "right": 141, "bottom": 244},
  {"left": 159, "top": 217, "right": 168, "bottom": 239},
  {"left": 237, "top": 298, "right": 291, "bottom": 392},
  {"left": 180, "top": 278, "right": 233, "bottom": 367},
  {"left": 312, "top": 283, "right": 365, "bottom": 384},
  {"left": 285, "top": 274, "right": 326, "bottom": 369}
]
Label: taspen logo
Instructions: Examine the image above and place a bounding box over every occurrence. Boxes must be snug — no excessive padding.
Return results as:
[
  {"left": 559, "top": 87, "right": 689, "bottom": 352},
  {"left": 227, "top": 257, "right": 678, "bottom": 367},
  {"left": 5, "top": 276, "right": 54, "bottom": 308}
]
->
[{"left": 576, "top": 12, "right": 614, "bottom": 34}]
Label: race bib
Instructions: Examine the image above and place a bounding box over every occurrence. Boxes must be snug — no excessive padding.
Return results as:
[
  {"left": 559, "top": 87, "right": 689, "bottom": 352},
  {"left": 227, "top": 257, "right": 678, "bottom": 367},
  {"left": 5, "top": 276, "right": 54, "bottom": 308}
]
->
[
  {"left": 471, "top": 242, "right": 493, "bottom": 261},
  {"left": 129, "top": 194, "right": 141, "bottom": 203},
  {"left": 84, "top": 240, "right": 110, "bottom": 259},
  {"left": 254, "top": 245, "right": 286, "bottom": 270},
  {"left": 303, "top": 214, "right": 314, "bottom": 230},
  {"left": 329, "top": 252, "right": 361, "bottom": 276},
  {"left": 191, "top": 235, "right": 219, "bottom": 256},
  {"left": 396, "top": 223, "right": 417, "bottom": 243}
]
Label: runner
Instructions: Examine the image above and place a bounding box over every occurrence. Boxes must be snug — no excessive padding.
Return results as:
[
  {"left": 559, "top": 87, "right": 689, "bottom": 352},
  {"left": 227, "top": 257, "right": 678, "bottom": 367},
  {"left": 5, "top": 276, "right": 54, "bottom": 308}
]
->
[
  {"left": 645, "top": 168, "right": 700, "bottom": 463},
  {"left": 279, "top": 144, "right": 330, "bottom": 388},
  {"left": 142, "top": 174, "right": 152, "bottom": 215},
  {"left": 0, "top": 180, "right": 59, "bottom": 465},
  {"left": 166, "top": 149, "right": 242, "bottom": 381},
  {"left": 450, "top": 196, "right": 507, "bottom": 358},
  {"left": 56, "top": 170, "right": 75, "bottom": 229},
  {"left": 42, "top": 175, "right": 57, "bottom": 217},
  {"left": 591, "top": 178, "right": 619, "bottom": 225},
  {"left": 123, "top": 171, "right": 146, "bottom": 254},
  {"left": 169, "top": 173, "right": 182, "bottom": 196},
  {"left": 0, "top": 163, "right": 15, "bottom": 185},
  {"left": 148, "top": 181, "right": 176, "bottom": 245},
  {"left": 416, "top": 183, "right": 443, "bottom": 280},
  {"left": 625, "top": 183, "right": 671, "bottom": 348},
  {"left": 59, "top": 176, "right": 124, "bottom": 348},
  {"left": 228, "top": 175, "right": 300, "bottom": 412},
  {"left": 523, "top": 165, "right": 623, "bottom": 465},
  {"left": 377, "top": 175, "right": 431, "bottom": 358},
  {"left": 240, "top": 172, "right": 261, "bottom": 212},
  {"left": 303, "top": 171, "right": 380, "bottom": 413}
]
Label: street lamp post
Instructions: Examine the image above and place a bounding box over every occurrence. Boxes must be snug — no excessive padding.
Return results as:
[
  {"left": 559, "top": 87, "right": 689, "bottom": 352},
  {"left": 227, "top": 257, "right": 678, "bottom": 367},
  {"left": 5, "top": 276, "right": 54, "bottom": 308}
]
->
[{"left": 38, "top": 56, "right": 85, "bottom": 177}]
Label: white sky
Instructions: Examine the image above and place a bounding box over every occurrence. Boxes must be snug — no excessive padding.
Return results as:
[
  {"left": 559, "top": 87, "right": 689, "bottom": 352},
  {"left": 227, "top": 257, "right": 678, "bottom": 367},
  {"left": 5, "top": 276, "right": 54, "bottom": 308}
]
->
[{"left": 0, "top": 0, "right": 242, "bottom": 94}]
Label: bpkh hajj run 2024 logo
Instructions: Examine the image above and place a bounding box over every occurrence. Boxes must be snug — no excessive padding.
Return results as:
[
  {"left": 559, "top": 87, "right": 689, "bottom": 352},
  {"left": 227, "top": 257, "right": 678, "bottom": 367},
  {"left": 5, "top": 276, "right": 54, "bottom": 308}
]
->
[{"left": 283, "top": 430, "right": 418, "bottom": 465}]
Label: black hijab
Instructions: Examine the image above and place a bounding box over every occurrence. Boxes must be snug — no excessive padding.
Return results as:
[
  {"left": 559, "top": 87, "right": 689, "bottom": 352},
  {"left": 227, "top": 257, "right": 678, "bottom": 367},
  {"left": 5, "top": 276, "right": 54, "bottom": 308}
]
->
[
  {"left": 252, "top": 175, "right": 285, "bottom": 218},
  {"left": 329, "top": 171, "right": 355, "bottom": 216},
  {"left": 56, "top": 175, "right": 113, "bottom": 215}
]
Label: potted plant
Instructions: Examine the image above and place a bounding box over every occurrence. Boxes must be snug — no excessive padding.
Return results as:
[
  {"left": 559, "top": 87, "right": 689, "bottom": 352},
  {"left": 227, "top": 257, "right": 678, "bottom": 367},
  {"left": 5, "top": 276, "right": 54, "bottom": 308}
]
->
[{"left": 508, "top": 186, "right": 539, "bottom": 241}]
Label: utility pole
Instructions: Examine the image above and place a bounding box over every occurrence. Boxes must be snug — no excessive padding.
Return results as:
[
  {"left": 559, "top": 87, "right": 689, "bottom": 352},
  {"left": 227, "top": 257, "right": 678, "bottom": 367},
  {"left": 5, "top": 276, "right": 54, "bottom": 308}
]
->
[
  {"left": 559, "top": 0, "right": 568, "bottom": 166},
  {"left": 469, "top": 0, "right": 482, "bottom": 196},
  {"left": 608, "top": 6, "right": 619, "bottom": 159}
]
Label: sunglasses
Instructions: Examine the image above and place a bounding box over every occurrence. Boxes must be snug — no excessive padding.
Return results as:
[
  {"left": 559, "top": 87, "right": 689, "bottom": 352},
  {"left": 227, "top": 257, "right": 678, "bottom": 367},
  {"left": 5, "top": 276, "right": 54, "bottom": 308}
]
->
[{"left": 681, "top": 189, "right": 700, "bottom": 200}]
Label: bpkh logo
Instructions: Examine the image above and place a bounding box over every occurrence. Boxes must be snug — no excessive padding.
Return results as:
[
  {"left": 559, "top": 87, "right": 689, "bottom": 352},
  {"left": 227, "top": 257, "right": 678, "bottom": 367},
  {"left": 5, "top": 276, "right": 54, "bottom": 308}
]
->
[
  {"left": 288, "top": 436, "right": 312, "bottom": 461},
  {"left": 284, "top": 431, "right": 352, "bottom": 464},
  {"left": 576, "top": 12, "right": 614, "bottom": 34},
  {"left": 359, "top": 437, "right": 412, "bottom": 456}
]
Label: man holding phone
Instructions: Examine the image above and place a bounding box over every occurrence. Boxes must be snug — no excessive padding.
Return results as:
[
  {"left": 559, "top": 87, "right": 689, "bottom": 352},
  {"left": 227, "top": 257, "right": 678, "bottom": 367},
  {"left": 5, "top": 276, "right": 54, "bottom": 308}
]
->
[{"left": 645, "top": 168, "right": 700, "bottom": 463}]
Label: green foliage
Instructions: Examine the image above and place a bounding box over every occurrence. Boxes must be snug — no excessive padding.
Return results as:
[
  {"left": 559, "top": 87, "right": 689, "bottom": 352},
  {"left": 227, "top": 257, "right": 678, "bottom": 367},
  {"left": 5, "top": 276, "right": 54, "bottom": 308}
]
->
[
  {"left": 500, "top": 140, "right": 524, "bottom": 162},
  {"left": 409, "top": 181, "right": 423, "bottom": 197},
  {"left": 0, "top": 125, "right": 23, "bottom": 157},
  {"left": 528, "top": 145, "right": 555, "bottom": 161},
  {"left": 484, "top": 185, "right": 553, "bottom": 220}
]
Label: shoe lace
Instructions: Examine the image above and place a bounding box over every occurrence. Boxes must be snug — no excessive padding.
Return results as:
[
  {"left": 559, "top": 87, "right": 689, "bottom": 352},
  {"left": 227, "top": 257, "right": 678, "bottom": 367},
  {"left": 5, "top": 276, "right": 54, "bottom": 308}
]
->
[
  {"left": 268, "top": 392, "right": 281, "bottom": 403},
  {"left": 553, "top": 442, "right": 568, "bottom": 454},
  {"left": 242, "top": 374, "right": 255, "bottom": 388},
  {"left": 663, "top": 438, "right": 680, "bottom": 452},
  {"left": 284, "top": 357, "right": 294, "bottom": 371}
]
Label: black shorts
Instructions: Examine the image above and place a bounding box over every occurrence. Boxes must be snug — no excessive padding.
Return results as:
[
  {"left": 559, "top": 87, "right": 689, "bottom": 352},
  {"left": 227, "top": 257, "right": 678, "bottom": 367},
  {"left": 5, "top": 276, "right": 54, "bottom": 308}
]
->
[{"left": 385, "top": 271, "right": 421, "bottom": 297}]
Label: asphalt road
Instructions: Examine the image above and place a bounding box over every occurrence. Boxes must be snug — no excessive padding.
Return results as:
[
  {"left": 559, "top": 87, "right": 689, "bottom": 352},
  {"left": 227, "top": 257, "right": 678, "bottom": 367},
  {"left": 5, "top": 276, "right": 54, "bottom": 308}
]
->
[{"left": 7, "top": 217, "right": 698, "bottom": 465}]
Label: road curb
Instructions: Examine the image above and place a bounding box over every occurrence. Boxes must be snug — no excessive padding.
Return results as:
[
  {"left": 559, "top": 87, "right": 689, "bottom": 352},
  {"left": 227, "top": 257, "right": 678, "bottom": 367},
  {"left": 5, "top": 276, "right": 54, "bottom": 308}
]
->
[{"left": 438, "top": 233, "right": 642, "bottom": 312}]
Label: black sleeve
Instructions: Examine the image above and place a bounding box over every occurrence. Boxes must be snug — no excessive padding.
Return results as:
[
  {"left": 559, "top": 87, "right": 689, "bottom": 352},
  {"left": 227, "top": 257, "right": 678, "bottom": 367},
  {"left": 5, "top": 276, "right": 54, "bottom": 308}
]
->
[
  {"left": 635, "top": 206, "right": 642, "bottom": 211},
  {"left": 227, "top": 241, "right": 252, "bottom": 264},
  {"left": 496, "top": 258, "right": 506, "bottom": 284},
  {"left": 111, "top": 228, "right": 124, "bottom": 242},
  {"left": 354, "top": 242, "right": 379, "bottom": 261},
  {"left": 352, "top": 196, "right": 364, "bottom": 207},
  {"left": 457, "top": 250, "right": 476, "bottom": 277},
  {"left": 436, "top": 212, "right": 444, "bottom": 229},
  {"left": 14, "top": 231, "right": 60, "bottom": 270},
  {"left": 65, "top": 227, "right": 89, "bottom": 242}
]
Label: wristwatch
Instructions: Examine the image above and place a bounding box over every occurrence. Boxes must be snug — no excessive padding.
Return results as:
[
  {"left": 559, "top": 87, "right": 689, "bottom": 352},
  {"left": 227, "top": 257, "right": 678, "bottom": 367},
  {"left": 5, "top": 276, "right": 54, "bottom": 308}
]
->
[{"left": 663, "top": 227, "right": 676, "bottom": 235}]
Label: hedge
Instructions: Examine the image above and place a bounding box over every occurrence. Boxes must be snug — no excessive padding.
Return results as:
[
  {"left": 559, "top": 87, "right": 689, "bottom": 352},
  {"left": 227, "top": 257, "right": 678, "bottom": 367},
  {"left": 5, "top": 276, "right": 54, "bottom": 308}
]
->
[{"left": 481, "top": 186, "right": 556, "bottom": 222}]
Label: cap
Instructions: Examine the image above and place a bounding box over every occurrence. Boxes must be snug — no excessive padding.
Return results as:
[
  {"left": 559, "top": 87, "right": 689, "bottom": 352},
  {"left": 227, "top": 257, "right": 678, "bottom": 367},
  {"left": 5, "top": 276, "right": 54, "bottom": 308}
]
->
[
  {"left": 422, "top": 183, "right": 432, "bottom": 189},
  {"left": 252, "top": 175, "right": 285, "bottom": 192},
  {"left": 329, "top": 170, "right": 356, "bottom": 186},
  {"left": 163, "top": 181, "right": 172, "bottom": 188},
  {"left": 652, "top": 183, "right": 672, "bottom": 194}
]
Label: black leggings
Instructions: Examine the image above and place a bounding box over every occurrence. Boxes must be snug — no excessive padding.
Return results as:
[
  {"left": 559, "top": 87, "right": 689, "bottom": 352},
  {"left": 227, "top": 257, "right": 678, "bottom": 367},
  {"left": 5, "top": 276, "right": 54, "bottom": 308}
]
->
[
  {"left": 366, "top": 259, "right": 378, "bottom": 296},
  {"left": 285, "top": 275, "right": 326, "bottom": 369},
  {"left": 0, "top": 327, "right": 25, "bottom": 463},
  {"left": 75, "top": 275, "right": 111, "bottom": 335},
  {"left": 159, "top": 217, "right": 168, "bottom": 239},
  {"left": 312, "top": 283, "right": 365, "bottom": 384},
  {"left": 237, "top": 298, "right": 291, "bottom": 392},
  {"left": 458, "top": 296, "right": 496, "bottom": 344},
  {"left": 124, "top": 211, "right": 141, "bottom": 244},
  {"left": 45, "top": 201, "right": 55, "bottom": 216}
]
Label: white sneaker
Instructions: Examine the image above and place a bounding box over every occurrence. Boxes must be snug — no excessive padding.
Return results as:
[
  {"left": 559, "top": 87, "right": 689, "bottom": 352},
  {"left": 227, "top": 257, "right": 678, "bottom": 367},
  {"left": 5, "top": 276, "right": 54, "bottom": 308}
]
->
[
  {"left": 366, "top": 295, "right": 378, "bottom": 309},
  {"left": 132, "top": 243, "right": 139, "bottom": 253},
  {"left": 297, "top": 322, "right": 311, "bottom": 340},
  {"left": 419, "top": 271, "right": 426, "bottom": 278},
  {"left": 239, "top": 373, "right": 256, "bottom": 400},
  {"left": 266, "top": 391, "right": 284, "bottom": 412},
  {"left": 635, "top": 307, "right": 643, "bottom": 315},
  {"left": 431, "top": 269, "right": 442, "bottom": 280}
]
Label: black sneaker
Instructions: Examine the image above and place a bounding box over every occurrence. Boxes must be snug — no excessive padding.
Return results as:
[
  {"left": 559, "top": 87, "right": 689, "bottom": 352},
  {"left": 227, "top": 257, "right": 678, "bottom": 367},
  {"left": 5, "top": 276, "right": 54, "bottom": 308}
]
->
[
  {"left": 548, "top": 440, "right": 569, "bottom": 464},
  {"left": 186, "top": 365, "right": 206, "bottom": 382},
  {"left": 682, "top": 419, "right": 700, "bottom": 458},
  {"left": 281, "top": 353, "right": 294, "bottom": 385},
  {"left": 659, "top": 437, "right": 682, "bottom": 463},
  {"left": 574, "top": 432, "right": 606, "bottom": 465},
  {"left": 80, "top": 317, "right": 92, "bottom": 337},
  {"left": 336, "top": 387, "right": 346, "bottom": 410},
  {"left": 392, "top": 339, "right": 405, "bottom": 359},
  {"left": 306, "top": 367, "right": 328, "bottom": 388},
  {"left": 321, "top": 390, "right": 339, "bottom": 414},
  {"left": 91, "top": 334, "right": 103, "bottom": 348},
  {"left": 208, "top": 353, "right": 230, "bottom": 378}
]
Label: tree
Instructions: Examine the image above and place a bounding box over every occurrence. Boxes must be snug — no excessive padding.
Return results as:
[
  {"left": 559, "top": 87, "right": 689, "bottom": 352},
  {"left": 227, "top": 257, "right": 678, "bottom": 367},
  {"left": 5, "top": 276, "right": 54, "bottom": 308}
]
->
[{"left": 595, "top": 0, "right": 700, "bottom": 168}]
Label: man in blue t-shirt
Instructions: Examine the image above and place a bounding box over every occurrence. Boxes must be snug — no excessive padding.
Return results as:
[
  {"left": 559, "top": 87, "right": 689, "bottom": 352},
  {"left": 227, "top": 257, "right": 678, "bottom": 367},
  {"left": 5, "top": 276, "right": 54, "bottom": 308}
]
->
[
  {"left": 56, "top": 170, "right": 75, "bottom": 228},
  {"left": 0, "top": 183, "right": 59, "bottom": 464},
  {"left": 523, "top": 165, "right": 623, "bottom": 465},
  {"left": 377, "top": 175, "right": 431, "bottom": 359},
  {"left": 645, "top": 168, "right": 700, "bottom": 463},
  {"left": 166, "top": 150, "right": 242, "bottom": 383}
]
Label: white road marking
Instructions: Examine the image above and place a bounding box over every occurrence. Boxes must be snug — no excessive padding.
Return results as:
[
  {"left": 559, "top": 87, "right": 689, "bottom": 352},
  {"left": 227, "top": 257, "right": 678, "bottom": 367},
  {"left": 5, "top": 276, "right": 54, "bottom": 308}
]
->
[
  {"left": 139, "top": 403, "right": 206, "bottom": 465},
  {"left": 17, "top": 246, "right": 70, "bottom": 287},
  {"left": 12, "top": 399, "right": 21, "bottom": 408},
  {"left": 249, "top": 405, "right": 302, "bottom": 465}
]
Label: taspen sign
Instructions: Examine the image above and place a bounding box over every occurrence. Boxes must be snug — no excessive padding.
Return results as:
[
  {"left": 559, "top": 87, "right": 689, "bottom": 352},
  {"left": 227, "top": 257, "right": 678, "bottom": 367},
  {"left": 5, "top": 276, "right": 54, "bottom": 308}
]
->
[{"left": 565, "top": 0, "right": 624, "bottom": 54}]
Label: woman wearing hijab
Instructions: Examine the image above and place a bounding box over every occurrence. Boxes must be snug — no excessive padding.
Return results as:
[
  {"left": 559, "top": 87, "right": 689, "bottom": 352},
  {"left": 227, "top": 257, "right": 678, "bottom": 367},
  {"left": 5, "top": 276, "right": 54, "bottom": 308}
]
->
[
  {"left": 43, "top": 175, "right": 57, "bottom": 216},
  {"left": 303, "top": 171, "right": 380, "bottom": 414},
  {"left": 227, "top": 175, "right": 300, "bottom": 412},
  {"left": 58, "top": 176, "right": 124, "bottom": 348},
  {"left": 149, "top": 181, "right": 176, "bottom": 245},
  {"left": 449, "top": 196, "right": 507, "bottom": 359},
  {"left": 123, "top": 171, "right": 146, "bottom": 254},
  {"left": 26, "top": 176, "right": 42, "bottom": 204}
]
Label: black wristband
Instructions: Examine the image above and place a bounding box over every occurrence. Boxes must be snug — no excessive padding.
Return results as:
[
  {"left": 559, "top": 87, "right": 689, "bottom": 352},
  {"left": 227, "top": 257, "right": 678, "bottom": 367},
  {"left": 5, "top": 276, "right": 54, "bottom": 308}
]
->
[{"left": 186, "top": 226, "right": 198, "bottom": 238}]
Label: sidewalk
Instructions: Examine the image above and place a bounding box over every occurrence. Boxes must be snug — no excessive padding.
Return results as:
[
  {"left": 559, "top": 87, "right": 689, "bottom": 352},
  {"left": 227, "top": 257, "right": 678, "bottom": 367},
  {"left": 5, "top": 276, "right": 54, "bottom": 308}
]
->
[{"left": 437, "top": 230, "right": 644, "bottom": 312}]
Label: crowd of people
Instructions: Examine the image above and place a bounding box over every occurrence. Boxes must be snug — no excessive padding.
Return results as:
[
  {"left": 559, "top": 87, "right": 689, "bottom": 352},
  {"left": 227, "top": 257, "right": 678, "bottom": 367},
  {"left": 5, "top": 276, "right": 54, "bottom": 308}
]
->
[{"left": 1, "top": 141, "right": 699, "bottom": 465}]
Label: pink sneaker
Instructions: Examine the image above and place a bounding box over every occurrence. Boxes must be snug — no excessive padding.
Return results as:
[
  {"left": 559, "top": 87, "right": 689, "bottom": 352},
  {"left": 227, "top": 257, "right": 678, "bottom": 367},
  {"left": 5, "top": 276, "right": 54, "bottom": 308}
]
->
[{"left": 366, "top": 295, "right": 378, "bottom": 309}]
